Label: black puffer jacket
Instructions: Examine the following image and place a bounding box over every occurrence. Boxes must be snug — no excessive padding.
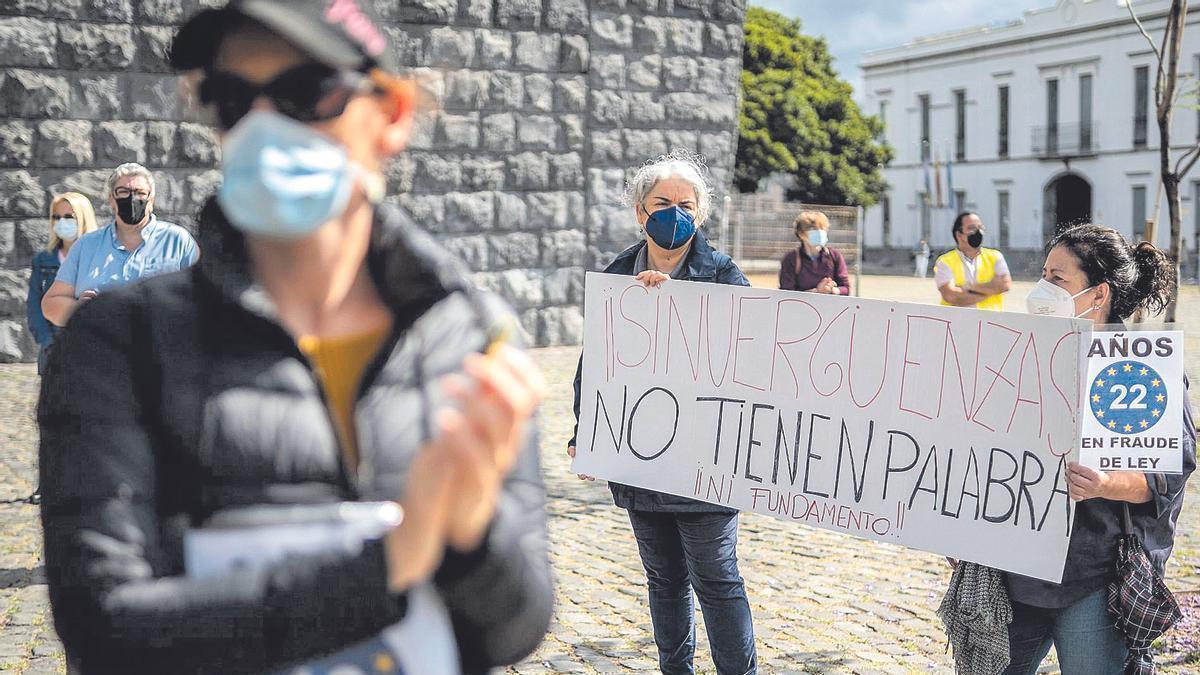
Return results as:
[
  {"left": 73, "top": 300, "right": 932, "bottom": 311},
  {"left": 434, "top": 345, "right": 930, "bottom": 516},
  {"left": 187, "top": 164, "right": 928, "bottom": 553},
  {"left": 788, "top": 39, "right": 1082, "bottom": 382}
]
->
[{"left": 38, "top": 200, "right": 553, "bottom": 674}]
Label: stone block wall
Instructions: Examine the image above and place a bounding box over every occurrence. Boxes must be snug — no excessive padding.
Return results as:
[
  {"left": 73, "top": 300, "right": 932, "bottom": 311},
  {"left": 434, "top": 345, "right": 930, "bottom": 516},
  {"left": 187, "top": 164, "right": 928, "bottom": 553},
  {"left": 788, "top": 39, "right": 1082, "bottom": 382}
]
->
[{"left": 0, "top": 0, "right": 746, "bottom": 359}]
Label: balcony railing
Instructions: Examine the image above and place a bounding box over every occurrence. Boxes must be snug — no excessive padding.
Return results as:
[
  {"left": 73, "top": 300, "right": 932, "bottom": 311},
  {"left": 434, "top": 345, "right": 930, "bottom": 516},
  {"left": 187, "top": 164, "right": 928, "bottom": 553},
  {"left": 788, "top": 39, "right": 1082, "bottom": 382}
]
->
[{"left": 1031, "top": 122, "right": 1099, "bottom": 158}]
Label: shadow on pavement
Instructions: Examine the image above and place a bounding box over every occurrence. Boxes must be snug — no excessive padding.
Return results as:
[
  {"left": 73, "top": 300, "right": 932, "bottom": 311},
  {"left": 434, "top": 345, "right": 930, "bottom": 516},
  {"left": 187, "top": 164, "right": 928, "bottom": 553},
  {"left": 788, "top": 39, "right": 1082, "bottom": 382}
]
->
[{"left": 0, "top": 564, "right": 45, "bottom": 589}]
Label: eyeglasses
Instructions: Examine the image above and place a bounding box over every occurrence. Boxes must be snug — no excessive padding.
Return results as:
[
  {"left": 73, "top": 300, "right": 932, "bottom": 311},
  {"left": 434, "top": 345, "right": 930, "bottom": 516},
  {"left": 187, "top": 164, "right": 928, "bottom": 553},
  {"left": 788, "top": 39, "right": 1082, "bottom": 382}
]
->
[
  {"left": 114, "top": 187, "right": 151, "bottom": 200},
  {"left": 51, "top": 213, "right": 75, "bottom": 221},
  {"left": 198, "top": 62, "right": 383, "bottom": 130}
]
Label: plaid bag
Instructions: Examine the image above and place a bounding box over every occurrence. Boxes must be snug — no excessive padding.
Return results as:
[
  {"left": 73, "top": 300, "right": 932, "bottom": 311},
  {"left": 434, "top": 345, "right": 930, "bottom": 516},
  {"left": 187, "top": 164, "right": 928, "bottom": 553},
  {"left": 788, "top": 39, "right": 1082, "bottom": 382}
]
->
[{"left": 1106, "top": 504, "right": 1182, "bottom": 675}]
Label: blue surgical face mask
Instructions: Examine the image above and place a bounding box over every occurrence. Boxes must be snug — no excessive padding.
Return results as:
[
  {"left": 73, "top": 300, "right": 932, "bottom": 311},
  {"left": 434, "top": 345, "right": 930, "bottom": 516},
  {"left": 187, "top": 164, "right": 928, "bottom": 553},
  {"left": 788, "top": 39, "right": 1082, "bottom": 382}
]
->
[
  {"left": 53, "top": 217, "right": 79, "bottom": 241},
  {"left": 644, "top": 205, "right": 696, "bottom": 250},
  {"left": 806, "top": 228, "right": 828, "bottom": 247},
  {"left": 217, "top": 110, "right": 384, "bottom": 239}
]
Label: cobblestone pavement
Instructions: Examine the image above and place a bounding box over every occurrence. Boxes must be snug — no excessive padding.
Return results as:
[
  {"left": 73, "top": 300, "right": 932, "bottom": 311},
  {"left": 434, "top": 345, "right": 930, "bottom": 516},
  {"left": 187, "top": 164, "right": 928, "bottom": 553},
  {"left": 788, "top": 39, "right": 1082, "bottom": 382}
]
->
[
  {"left": 1, "top": 277, "right": 1197, "bottom": 675},
  {"left": 520, "top": 277, "right": 1200, "bottom": 674},
  {"left": 0, "top": 366, "right": 64, "bottom": 675}
]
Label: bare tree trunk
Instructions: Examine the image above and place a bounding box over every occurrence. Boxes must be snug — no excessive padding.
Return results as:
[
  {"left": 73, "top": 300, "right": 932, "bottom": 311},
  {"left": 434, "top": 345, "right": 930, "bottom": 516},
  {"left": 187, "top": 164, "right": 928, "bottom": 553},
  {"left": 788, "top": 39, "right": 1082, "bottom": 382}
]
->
[
  {"left": 1163, "top": 1, "right": 1187, "bottom": 321},
  {"left": 1129, "top": 0, "right": 1195, "bottom": 321}
]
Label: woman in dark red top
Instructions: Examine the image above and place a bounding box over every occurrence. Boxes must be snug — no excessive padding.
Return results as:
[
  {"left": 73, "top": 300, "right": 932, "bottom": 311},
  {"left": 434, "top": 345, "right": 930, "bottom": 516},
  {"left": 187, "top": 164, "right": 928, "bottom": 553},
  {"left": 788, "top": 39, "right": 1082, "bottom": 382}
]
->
[{"left": 778, "top": 210, "right": 850, "bottom": 295}]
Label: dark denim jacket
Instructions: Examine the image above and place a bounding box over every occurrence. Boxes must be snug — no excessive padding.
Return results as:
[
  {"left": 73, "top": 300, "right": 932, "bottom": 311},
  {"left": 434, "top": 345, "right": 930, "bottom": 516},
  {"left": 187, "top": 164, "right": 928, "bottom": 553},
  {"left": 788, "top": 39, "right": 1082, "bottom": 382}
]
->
[
  {"left": 569, "top": 231, "right": 750, "bottom": 512},
  {"left": 1007, "top": 379, "right": 1196, "bottom": 608},
  {"left": 27, "top": 250, "right": 61, "bottom": 364}
]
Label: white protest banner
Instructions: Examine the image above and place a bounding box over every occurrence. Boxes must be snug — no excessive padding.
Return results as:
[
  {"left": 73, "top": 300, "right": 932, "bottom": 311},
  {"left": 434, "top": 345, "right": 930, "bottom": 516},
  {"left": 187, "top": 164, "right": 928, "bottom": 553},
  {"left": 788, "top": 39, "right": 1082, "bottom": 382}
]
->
[
  {"left": 572, "top": 272, "right": 1091, "bottom": 582},
  {"left": 1079, "top": 330, "right": 1186, "bottom": 474}
]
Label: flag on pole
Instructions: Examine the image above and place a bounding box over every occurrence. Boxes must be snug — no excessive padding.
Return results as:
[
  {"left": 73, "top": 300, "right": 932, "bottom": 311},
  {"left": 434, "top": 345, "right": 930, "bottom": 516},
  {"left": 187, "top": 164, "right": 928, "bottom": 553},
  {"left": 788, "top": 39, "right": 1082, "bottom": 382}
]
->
[
  {"left": 934, "top": 150, "right": 943, "bottom": 208},
  {"left": 922, "top": 145, "right": 932, "bottom": 204},
  {"left": 946, "top": 154, "right": 956, "bottom": 211}
]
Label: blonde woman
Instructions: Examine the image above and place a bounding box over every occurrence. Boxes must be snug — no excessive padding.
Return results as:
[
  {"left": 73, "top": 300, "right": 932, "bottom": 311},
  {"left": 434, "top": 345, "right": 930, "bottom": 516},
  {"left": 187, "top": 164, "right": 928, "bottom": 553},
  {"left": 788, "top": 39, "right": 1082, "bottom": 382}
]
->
[{"left": 27, "top": 192, "right": 98, "bottom": 374}]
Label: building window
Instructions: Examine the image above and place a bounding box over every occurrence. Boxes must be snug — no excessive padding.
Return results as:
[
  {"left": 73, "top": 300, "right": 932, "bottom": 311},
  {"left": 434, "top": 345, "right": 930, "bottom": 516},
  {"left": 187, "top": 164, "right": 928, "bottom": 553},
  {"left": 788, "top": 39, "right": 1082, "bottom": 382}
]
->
[
  {"left": 882, "top": 195, "right": 891, "bottom": 247},
  {"left": 1134, "top": 65, "right": 1149, "bottom": 148},
  {"left": 998, "top": 85, "right": 1009, "bottom": 158},
  {"left": 1132, "top": 185, "right": 1147, "bottom": 240},
  {"left": 878, "top": 100, "right": 888, "bottom": 142},
  {"left": 1080, "top": 74, "right": 1093, "bottom": 152},
  {"left": 998, "top": 190, "right": 1011, "bottom": 248},
  {"left": 1047, "top": 79, "right": 1059, "bottom": 154},
  {"left": 954, "top": 190, "right": 966, "bottom": 212},
  {"left": 954, "top": 89, "right": 966, "bottom": 161},
  {"left": 919, "top": 94, "right": 931, "bottom": 161}
]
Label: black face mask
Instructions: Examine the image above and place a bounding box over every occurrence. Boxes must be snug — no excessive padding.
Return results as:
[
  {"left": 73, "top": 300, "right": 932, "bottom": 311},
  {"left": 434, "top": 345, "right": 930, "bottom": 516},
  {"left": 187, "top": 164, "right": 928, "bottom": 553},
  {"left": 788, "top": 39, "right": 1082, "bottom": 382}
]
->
[
  {"left": 966, "top": 230, "right": 984, "bottom": 248},
  {"left": 115, "top": 195, "right": 148, "bottom": 226}
]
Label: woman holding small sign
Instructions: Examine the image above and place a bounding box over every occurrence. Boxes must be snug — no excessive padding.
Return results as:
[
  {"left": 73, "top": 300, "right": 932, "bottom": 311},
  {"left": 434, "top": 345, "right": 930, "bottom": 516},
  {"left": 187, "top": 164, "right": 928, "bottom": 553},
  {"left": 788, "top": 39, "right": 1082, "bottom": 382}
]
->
[
  {"left": 568, "top": 150, "right": 758, "bottom": 675},
  {"left": 1002, "top": 224, "right": 1196, "bottom": 674}
]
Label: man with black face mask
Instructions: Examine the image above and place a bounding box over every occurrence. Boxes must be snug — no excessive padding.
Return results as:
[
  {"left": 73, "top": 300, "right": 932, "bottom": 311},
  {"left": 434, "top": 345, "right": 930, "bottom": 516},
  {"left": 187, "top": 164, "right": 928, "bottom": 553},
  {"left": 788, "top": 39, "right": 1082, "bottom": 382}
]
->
[
  {"left": 41, "top": 162, "right": 199, "bottom": 326},
  {"left": 934, "top": 211, "right": 1012, "bottom": 310}
]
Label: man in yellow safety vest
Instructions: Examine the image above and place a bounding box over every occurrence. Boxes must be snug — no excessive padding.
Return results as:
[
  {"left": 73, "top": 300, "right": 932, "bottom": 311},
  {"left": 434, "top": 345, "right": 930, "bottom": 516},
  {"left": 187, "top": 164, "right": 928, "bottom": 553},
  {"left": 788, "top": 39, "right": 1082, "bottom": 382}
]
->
[{"left": 934, "top": 211, "right": 1012, "bottom": 310}]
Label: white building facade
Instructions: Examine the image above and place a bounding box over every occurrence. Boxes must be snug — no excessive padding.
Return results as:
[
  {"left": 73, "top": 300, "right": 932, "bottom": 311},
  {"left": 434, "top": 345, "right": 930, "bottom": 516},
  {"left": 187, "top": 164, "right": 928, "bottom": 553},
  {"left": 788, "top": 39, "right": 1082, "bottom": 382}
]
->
[{"left": 861, "top": 0, "right": 1200, "bottom": 274}]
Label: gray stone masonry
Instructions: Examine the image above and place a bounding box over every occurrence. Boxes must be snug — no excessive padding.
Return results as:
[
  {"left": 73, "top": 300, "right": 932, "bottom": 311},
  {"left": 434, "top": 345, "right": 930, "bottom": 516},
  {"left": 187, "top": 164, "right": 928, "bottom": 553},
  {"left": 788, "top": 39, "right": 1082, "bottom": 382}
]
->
[{"left": 0, "top": 0, "right": 747, "bottom": 357}]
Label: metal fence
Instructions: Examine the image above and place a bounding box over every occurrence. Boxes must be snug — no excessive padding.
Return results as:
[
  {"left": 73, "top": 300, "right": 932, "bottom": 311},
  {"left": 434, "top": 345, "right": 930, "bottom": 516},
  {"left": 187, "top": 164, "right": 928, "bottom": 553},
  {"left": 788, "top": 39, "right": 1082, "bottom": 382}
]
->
[{"left": 722, "top": 193, "right": 862, "bottom": 293}]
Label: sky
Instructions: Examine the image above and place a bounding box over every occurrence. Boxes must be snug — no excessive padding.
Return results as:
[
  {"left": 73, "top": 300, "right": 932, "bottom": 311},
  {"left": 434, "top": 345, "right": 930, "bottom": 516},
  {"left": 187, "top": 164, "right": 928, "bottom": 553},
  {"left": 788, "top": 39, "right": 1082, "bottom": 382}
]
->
[{"left": 752, "top": 0, "right": 1053, "bottom": 97}]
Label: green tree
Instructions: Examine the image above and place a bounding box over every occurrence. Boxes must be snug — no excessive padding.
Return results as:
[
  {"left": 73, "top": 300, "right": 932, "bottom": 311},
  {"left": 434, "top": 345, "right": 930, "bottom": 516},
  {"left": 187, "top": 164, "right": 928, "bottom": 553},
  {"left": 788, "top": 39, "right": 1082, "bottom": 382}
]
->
[{"left": 737, "top": 7, "right": 893, "bottom": 206}]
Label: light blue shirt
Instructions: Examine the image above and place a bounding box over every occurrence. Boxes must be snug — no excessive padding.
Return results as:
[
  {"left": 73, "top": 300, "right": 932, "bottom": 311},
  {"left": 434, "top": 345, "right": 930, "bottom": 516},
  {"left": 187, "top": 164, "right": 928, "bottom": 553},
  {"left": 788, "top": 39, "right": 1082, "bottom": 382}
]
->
[{"left": 55, "top": 217, "right": 199, "bottom": 298}]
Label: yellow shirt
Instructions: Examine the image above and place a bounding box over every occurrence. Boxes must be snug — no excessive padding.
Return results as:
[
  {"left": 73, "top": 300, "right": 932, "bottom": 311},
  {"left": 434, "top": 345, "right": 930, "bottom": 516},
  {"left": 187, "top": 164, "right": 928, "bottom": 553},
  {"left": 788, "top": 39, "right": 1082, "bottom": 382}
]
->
[
  {"left": 297, "top": 325, "right": 392, "bottom": 470},
  {"left": 936, "top": 247, "right": 1006, "bottom": 311}
]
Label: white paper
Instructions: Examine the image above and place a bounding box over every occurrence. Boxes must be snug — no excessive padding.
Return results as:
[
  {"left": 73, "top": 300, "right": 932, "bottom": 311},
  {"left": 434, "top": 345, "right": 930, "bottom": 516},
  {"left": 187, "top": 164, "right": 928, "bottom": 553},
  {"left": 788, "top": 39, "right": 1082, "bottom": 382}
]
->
[
  {"left": 1078, "top": 330, "right": 1186, "bottom": 474},
  {"left": 185, "top": 503, "right": 460, "bottom": 674}
]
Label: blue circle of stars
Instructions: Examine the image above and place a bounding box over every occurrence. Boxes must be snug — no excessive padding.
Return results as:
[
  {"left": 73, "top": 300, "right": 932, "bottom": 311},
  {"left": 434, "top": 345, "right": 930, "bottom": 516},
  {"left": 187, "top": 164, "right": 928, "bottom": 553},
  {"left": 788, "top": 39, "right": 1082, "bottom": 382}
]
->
[{"left": 1089, "top": 360, "right": 1167, "bottom": 435}]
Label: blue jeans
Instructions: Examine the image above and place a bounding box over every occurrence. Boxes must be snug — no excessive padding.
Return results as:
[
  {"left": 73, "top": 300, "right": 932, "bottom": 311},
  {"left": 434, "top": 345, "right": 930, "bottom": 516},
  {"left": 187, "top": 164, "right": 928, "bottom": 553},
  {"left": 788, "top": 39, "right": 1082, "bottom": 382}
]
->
[
  {"left": 627, "top": 510, "right": 757, "bottom": 675},
  {"left": 1003, "top": 589, "right": 1133, "bottom": 675}
]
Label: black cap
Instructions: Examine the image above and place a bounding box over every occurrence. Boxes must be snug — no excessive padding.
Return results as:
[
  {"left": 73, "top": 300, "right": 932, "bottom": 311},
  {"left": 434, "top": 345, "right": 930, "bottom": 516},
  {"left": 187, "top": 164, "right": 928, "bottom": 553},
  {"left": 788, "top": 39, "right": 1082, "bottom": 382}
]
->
[{"left": 170, "top": 0, "right": 395, "bottom": 72}]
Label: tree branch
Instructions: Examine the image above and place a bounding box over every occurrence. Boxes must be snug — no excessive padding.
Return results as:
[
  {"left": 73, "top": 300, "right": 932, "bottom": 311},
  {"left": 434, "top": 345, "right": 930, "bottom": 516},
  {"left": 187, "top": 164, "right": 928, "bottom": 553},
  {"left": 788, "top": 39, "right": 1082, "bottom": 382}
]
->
[
  {"left": 1162, "top": 2, "right": 1186, "bottom": 114},
  {"left": 1178, "top": 141, "right": 1200, "bottom": 176},
  {"left": 1126, "top": 0, "right": 1163, "bottom": 62},
  {"left": 1156, "top": 15, "right": 1174, "bottom": 112},
  {"left": 1175, "top": 142, "right": 1200, "bottom": 172}
]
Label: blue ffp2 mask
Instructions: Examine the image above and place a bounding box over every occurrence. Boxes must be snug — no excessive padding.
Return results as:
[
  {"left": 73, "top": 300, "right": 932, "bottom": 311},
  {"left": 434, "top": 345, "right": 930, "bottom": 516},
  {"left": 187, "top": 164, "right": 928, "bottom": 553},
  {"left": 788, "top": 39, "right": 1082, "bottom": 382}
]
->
[{"left": 644, "top": 205, "right": 696, "bottom": 250}]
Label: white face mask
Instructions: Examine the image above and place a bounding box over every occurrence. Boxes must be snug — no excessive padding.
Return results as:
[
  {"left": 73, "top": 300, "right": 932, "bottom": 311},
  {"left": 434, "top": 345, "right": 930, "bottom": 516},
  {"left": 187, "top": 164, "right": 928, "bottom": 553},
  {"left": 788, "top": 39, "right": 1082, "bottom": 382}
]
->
[{"left": 1025, "top": 278, "right": 1097, "bottom": 318}]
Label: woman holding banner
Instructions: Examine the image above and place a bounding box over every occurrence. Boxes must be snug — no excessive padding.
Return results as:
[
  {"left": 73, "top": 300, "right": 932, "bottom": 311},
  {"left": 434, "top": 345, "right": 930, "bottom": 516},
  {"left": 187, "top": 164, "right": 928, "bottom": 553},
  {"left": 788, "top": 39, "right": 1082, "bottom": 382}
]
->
[
  {"left": 1003, "top": 224, "right": 1196, "bottom": 674},
  {"left": 567, "top": 150, "right": 758, "bottom": 675}
]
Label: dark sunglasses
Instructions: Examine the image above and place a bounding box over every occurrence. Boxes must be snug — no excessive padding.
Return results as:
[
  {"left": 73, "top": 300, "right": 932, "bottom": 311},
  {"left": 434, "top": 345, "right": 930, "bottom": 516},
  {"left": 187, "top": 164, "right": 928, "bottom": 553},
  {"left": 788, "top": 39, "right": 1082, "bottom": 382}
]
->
[{"left": 198, "top": 62, "right": 382, "bottom": 130}]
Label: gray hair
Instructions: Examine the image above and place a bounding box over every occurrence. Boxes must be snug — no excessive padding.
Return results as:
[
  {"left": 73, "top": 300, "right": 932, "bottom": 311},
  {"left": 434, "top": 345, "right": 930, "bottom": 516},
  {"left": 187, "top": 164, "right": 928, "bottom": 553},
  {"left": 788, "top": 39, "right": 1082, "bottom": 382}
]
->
[
  {"left": 106, "top": 162, "right": 155, "bottom": 197},
  {"left": 624, "top": 149, "right": 714, "bottom": 225}
]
